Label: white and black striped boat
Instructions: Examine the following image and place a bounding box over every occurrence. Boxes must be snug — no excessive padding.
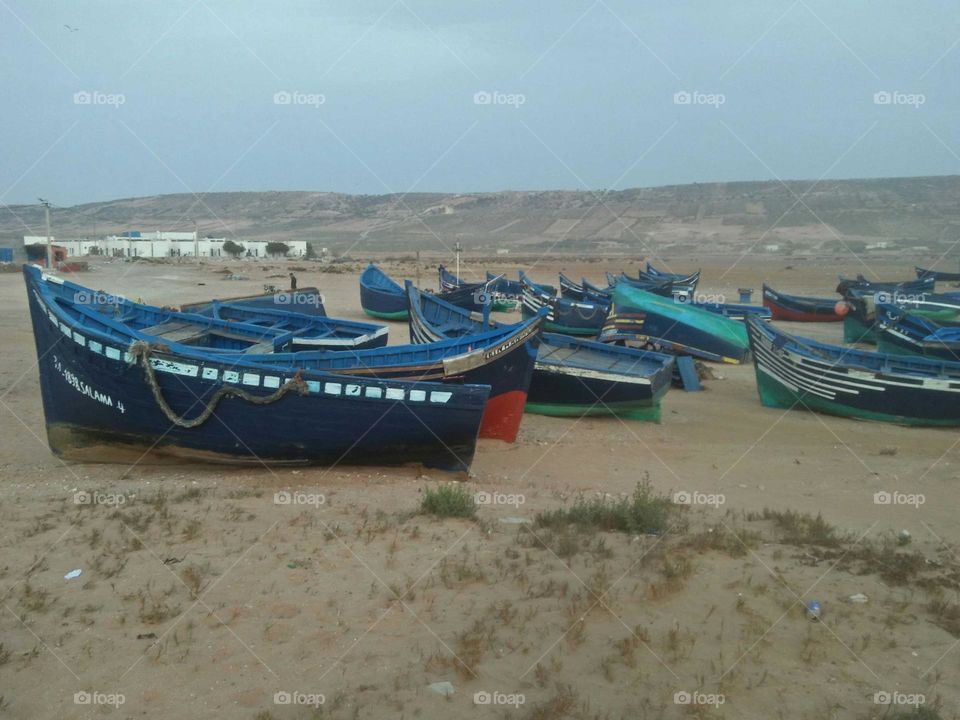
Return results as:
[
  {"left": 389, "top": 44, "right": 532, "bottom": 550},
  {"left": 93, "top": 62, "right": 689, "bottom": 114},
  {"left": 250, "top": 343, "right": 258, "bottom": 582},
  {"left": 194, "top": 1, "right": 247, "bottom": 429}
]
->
[{"left": 746, "top": 316, "right": 960, "bottom": 426}]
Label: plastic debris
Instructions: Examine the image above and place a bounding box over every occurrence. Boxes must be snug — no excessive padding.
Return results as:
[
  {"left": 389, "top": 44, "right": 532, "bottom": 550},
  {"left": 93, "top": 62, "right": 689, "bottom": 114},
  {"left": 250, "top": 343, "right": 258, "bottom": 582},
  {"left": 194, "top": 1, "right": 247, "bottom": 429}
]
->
[
  {"left": 64, "top": 569, "right": 82, "bottom": 580},
  {"left": 499, "top": 517, "right": 530, "bottom": 525},
  {"left": 806, "top": 600, "right": 821, "bottom": 620},
  {"left": 428, "top": 681, "right": 455, "bottom": 697},
  {"left": 848, "top": 593, "right": 869, "bottom": 604}
]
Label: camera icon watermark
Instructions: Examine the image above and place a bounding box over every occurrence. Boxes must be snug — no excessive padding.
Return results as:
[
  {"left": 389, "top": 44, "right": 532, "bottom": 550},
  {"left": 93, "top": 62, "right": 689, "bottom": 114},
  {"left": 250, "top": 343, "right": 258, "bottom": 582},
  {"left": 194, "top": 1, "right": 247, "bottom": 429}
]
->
[
  {"left": 273, "top": 90, "right": 325, "bottom": 108},
  {"left": 873, "top": 90, "right": 925, "bottom": 108},
  {"left": 474, "top": 491, "right": 525, "bottom": 508},
  {"left": 673, "top": 291, "right": 725, "bottom": 305},
  {"left": 674, "top": 690, "right": 724, "bottom": 707},
  {"left": 673, "top": 90, "right": 725, "bottom": 108},
  {"left": 673, "top": 490, "right": 725, "bottom": 509},
  {"left": 874, "top": 690, "right": 925, "bottom": 707},
  {"left": 75, "top": 290, "right": 125, "bottom": 306},
  {"left": 274, "top": 690, "right": 325, "bottom": 707},
  {"left": 473, "top": 289, "right": 492, "bottom": 306},
  {"left": 473, "top": 90, "right": 526, "bottom": 108},
  {"left": 274, "top": 490, "right": 325, "bottom": 507},
  {"left": 74, "top": 490, "right": 127, "bottom": 507},
  {"left": 74, "top": 691, "right": 125, "bottom": 707},
  {"left": 873, "top": 490, "right": 925, "bottom": 508},
  {"left": 73, "top": 90, "right": 125, "bottom": 107},
  {"left": 473, "top": 690, "right": 525, "bottom": 707}
]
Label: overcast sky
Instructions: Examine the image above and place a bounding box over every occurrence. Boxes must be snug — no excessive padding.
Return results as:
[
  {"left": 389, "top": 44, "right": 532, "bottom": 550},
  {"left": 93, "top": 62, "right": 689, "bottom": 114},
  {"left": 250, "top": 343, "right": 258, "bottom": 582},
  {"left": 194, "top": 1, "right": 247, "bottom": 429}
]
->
[{"left": 2, "top": 1, "right": 958, "bottom": 205}]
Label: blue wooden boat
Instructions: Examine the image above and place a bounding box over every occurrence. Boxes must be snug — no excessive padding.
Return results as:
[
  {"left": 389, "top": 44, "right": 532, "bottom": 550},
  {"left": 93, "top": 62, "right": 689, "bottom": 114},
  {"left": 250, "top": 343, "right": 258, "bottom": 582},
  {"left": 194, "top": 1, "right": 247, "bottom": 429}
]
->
[
  {"left": 747, "top": 314, "right": 960, "bottom": 426},
  {"left": 762, "top": 284, "right": 844, "bottom": 322},
  {"left": 438, "top": 265, "right": 517, "bottom": 311},
  {"left": 359, "top": 263, "right": 408, "bottom": 319},
  {"left": 643, "top": 262, "right": 701, "bottom": 288},
  {"left": 916, "top": 266, "right": 960, "bottom": 282},
  {"left": 559, "top": 272, "right": 611, "bottom": 303},
  {"left": 836, "top": 274, "right": 935, "bottom": 296},
  {"left": 600, "top": 284, "right": 750, "bottom": 363},
  {"left": 485, "top": 272, "right": 525, "bottom": 299},
  {"left": 24, "top": 265, "right": 489, "bottom": 470},
  {"left": 182, "top": 299, "right": 388, "bottom": 350},
  {"left": 406, "top": 283, "right": 673, "bottom": 420},
  {"left": 610, "top": 273, "right": 691, "bottom": 301},
  {"left": 842, "top": 288, "right": 960, "bottom": 344},
  {"left": 679, "top": 297, "right": 772, "bottom": 322},
  {"left": 520, "top": 273, "right": 609, "bottom": 336},
  {"left": 182, "top": 287, "right": 327, "bottom": 317},
  {"left": 876, "top": 303, "right": 960, "bottom": 361}
]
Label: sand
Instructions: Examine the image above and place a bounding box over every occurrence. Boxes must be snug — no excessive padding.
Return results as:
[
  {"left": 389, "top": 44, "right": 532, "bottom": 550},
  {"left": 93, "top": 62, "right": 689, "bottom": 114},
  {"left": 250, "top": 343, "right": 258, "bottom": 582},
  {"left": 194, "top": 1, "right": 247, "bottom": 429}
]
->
[{"left": 0, "top": 255, "right": 957, "bottom": 719}]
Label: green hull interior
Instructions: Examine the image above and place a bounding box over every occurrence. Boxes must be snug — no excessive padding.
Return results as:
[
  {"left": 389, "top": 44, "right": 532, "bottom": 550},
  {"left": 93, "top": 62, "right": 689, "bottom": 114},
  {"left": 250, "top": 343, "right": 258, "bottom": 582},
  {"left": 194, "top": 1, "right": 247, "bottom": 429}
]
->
[
  {"left": 525, "top": 401, "right": 662, "bottom": 422},
  {"left": 362, "top": 308, "right": 409, "bottom": 320},
  {"left": 843, "top": 315, "right": 877, "bottom": 344}
]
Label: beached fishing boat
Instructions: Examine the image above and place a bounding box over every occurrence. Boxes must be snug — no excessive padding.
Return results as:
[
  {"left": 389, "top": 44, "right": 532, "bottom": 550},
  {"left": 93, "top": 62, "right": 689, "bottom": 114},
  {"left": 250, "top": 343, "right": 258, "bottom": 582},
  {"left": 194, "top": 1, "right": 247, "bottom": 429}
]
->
[
  {"left": 520, "top": 273, "right": 609, "bottom": 335},
  {"left": 836, "top": 274, "right": 935, "bottom": 296},
  {"left": 682, "top": 297, "right": 772, "bottom": 322},
  {"left": 746, "top": 315, "right": 960, "bottom": 426},
  {"left": 610, "top": 273, "right": 691, "bottom": 301},
  {"left": 181, "top": 287, "right": 327, "bottom": 317},
  {"left": 643, "top": 262, "right": 701, "bottom": 286},
  {"left": 183, "top": 300, "right": 389, "bottom": 350},
  {"left": 359, "top": 263, "right": 408, "bottom": 319},
  {"left": 599, "top": 284, "right": 750, "bottom": 363},
  {"left": 916, "top": 266, "right": 960, "bottom": 282},
  {"left": 842, "top": 288, "right": 960, "bottom": 344},
  {"left": 486, "top": 272, "right": 526, "bottom": 300},
  {"left": 406, "top": 283, "right": 673, "bottom": 420},
  {"left": 762, "top": 284, "right": 844, "bottom": 322},
  {"left": 24, "top": 265, "right": 489, "bottom": 470},
  {"left": 438, "top": 265, "right": 517, "bottom": 311},
  {"left": 876, "top": 303, "right": 960, "bottom": 361},
  {"left": 244, "top": 312, "right": 543, "bottom": 443},
  {"left": 559, "top": 272, "right": 611, "bottom": 303}
]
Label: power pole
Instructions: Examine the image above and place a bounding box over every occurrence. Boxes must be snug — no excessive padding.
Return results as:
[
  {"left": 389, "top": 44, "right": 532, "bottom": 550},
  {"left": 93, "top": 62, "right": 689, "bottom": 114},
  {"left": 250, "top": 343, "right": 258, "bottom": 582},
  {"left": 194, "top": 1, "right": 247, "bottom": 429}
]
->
[
  {"left": 39, "top": 198, "right": 52, "bottom": 269},
  {"left": 455, "top": 238, "right": 462, "bottom": 280}
]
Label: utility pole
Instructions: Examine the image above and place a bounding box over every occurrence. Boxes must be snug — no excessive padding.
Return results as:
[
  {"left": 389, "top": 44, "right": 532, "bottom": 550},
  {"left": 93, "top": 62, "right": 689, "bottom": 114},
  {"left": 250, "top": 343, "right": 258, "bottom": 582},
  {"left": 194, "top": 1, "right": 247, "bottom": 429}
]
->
[
  {"left": 415, "top": 250, "right": 420, "bottom": 288},
  {"left": 454, "top": 238, "right": 462, "bottom": 280},
  {"left": 39, "top": 198, "right": 52, "bottom": 269}
]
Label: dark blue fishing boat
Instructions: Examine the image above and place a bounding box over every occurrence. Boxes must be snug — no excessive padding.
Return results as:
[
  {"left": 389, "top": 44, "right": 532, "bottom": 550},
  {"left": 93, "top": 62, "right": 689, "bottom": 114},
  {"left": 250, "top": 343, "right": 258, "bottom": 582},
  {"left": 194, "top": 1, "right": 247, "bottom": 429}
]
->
[
  {"left": 610, "top": 273, "right": 690, "bottom": 301},
  {"left": 407, "top": 283, "right": 673, "bottom": 420},
  {"left": 836, "top": 274, "right": 935, "bottom": 296},
  {"left": 359, "top": 263, "right": 408, "bottom": 319},
  {"left": 842, "top": 288, "right": 960, "bottom": 344},
  {"left": 559, "top": 272, "right": 611, "bottom": 303},
  {"left": 182, "top": 287, "right": 327, "bottom": 317},
  {"left": 747, "top": 314, "right": 960, "bottom": 426},
  {"left": 643, "top": 262, "right": 701, "bottom": 288},
  {"left": 916, "top": 266, "right": 960, "bottom": 282},
  {"left": 486, "top": 272, "right": 525, "bottom": 299},
  {"left": 876, "top": 303, "right": 960, "bottom": 361},
  {"left": 600, "top": 284, "right": 750, "bottom": 363},
  {"left": 679, "top": 297, "right": 772, "bottom": 322},
  {"left": 24, "top": 265, "right": 489, "bottom": 470},
  {"left": 183, "top": 300, "right": 388, "bottom": 350},
  {"left": 520, "top": 273, "right": 609, "bottom": 336},
  {"left": 762, "top": 284, "right": 844, "bottom": 322},
  {"left": 439, "top": 265, "right": 517, "bottom": 311}
]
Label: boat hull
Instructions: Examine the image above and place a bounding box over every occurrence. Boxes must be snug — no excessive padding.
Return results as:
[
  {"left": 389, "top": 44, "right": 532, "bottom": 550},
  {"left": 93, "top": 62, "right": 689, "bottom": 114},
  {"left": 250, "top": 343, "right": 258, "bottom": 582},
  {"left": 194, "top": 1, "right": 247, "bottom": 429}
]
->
[
  {"left": 762, "top": 286, "right": 842, "bottom": 322},
  {"left": 747, "top": 316, "right": 960, "bottom": 426},
  {"left": 27, "top": 272, "right": 486, "bottom": 470}
]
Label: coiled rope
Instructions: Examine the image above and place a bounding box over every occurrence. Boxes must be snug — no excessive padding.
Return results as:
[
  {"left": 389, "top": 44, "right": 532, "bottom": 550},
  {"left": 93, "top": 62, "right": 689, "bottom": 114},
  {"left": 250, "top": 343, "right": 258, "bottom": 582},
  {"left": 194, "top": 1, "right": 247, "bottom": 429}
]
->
[{"left": 128, "top": 341, "right": 308, "bottom": 428}]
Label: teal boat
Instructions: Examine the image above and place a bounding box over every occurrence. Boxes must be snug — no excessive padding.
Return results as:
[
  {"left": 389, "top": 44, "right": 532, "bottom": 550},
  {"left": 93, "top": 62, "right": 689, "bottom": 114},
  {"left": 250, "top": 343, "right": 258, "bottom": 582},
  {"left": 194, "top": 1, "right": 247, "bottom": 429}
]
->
[{"left": 600, "top": 284, "right": 750, "bottom": 363}]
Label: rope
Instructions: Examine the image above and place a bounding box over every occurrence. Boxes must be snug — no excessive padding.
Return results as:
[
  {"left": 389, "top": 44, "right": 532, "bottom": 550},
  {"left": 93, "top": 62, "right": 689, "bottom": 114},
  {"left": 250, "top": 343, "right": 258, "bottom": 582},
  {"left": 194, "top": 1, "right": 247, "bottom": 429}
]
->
[{"left": 128, "top": 341, "right": 308, "bottom": 428}]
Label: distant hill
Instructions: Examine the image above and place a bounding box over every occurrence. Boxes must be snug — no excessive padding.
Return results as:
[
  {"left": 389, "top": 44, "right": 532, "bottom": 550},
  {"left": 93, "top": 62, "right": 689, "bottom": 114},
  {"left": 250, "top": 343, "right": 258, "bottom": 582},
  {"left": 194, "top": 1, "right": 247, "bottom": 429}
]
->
[{"left": 3, "top": 176, "right": 959, "bottom": 256}]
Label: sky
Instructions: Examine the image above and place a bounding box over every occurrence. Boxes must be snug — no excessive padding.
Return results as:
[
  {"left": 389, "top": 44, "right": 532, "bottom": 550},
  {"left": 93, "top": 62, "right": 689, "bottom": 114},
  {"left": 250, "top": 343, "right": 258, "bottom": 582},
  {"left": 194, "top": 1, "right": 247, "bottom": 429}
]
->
[{"left": 2, "top": 0, "right": 958, "bottom": 206}]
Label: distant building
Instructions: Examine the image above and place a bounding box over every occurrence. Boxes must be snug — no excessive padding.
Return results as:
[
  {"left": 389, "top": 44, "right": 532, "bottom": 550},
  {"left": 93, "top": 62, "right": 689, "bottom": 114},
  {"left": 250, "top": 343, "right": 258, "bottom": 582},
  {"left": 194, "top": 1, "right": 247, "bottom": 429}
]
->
[
  {"left": 496, "top": 248, "right": 510, "bottom": 255},
  {"left": 23, "top": 232, "right": 307, "bottom": 258},
  {"left": 763, "top": 244, "right": 781, "bottom": 252},
  {"left": 866, "top": 241, "right": 890, "bottom": 250}
]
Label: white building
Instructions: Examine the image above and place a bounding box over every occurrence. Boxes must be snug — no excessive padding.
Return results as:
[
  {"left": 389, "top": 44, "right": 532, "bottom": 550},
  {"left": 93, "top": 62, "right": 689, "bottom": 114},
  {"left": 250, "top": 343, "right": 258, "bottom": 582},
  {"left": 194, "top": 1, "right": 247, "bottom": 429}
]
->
[{"left": 23, "top": 232, "right": 308, "bottom": 258}]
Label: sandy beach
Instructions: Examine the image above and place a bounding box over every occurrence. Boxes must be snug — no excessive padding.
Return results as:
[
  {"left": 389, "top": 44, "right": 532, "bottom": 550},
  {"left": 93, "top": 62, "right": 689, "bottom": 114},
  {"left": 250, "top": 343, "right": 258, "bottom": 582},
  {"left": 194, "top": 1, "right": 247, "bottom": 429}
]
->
[{"left": 1, "top": 255, "right": 957, "bottom": 719}]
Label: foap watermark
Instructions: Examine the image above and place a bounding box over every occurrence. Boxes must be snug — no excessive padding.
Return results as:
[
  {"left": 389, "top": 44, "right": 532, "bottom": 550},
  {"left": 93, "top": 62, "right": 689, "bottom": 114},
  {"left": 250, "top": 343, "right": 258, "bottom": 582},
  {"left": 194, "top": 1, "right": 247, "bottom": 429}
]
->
[
  {"left": 474, "top": 90, "right": 526, "bottom": 108},
  {"left": 74, "top": 90, "right": 125, "bottom": 107},
  {"left": 875, "top": 291, "right": 928, "bottom": 305},
  {"left": 74, "top": 691, "right": 125, "bottom": 708},
  {"left": 274, "top": 691, "right": 325, "bottom": 708},
  {"left": 874, "top": 491, "right": 925, "bottom": 508},
  {"left": 673, "top": 491, "right": 725, "bottom": 509},
  {"left": 74, "top": 490, "right": 127, "bottom": 507},
  {"left": 674, "top": 690, "right": 725, "bottom": 708},
  {"left": 274, "top": 490, "right": 325, "bottom": 507},
  {"left": 673, "top": 90, "right": 725, "bottom": 108},
  {"left": 674, "top": 291, "right": 726, "bottom": 305},
  {"left": 874, "top": 691, "right": 925, "bottom": 708},
  {"left": 273, "top": 90, "right": 325, "bottom": 108},
  {"left": 474, "top": 690, "right": 525, "bottom": 707},
  {"left": 475, "top": 490, "right": 525, "bottom": 508},
  {"left": 75, "top": 290, "right": 125, "bottom": 306},
  {"left": 275, "top": 293, "right": 324, "bottom": 308},
  {"left": 874, "top": 91, "right": 925, "bottom": 108}
]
